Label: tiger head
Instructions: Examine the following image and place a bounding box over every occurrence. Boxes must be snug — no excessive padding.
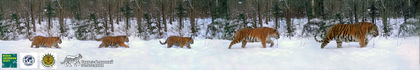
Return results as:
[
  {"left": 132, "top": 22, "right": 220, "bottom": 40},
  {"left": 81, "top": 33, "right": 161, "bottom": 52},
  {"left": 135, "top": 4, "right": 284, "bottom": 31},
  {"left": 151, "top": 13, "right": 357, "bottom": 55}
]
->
[
  {"left": 122, "top": 36, "right": 129, "bottom": 42},
  {"left": 269, "top": 29, "right": 280, "bottom": 39},
  {"left": 52, "top": 37, "right": 62, "bottom": 44},
  {"left": 365, "top": 22, "right": 379, "bottom": 37},
  {"left": 187, "top": 37, "right": 194, "bottom": 44}
]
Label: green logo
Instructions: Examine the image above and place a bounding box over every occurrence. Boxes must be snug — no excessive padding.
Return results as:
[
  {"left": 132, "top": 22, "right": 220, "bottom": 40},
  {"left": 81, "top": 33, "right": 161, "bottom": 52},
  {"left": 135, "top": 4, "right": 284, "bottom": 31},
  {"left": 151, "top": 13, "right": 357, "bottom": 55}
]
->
[
  {"left": 2, "top": 54, "right": 17, "bottom": 68},
  {"left": 42, "top": 54, "right": 55, "bottom": 67}
]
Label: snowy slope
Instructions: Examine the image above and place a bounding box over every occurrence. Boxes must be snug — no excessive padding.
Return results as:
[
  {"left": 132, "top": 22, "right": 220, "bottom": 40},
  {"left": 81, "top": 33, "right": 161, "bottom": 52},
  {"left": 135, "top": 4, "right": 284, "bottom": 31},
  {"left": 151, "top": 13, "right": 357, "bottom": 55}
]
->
[{"left": 0, "top": 36, "right": 418, "bottom": 70}]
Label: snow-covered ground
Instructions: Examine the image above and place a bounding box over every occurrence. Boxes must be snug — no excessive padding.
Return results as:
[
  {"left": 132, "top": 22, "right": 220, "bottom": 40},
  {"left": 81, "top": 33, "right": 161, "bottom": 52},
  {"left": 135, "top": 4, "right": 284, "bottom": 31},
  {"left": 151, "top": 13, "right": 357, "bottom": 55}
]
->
[
  {"left": 0, "top": 36, "right": 418, "bottom": 70},
  {"left": 0, "top": 17, "right": 419, "bottom": 70}
]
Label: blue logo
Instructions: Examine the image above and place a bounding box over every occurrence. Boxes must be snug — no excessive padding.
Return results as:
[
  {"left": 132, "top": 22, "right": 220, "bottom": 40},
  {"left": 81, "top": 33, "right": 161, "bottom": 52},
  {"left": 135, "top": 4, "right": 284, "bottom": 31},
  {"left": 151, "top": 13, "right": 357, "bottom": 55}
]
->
[{"left": 23, "top": 55, "right": 35, "bottom": 66}]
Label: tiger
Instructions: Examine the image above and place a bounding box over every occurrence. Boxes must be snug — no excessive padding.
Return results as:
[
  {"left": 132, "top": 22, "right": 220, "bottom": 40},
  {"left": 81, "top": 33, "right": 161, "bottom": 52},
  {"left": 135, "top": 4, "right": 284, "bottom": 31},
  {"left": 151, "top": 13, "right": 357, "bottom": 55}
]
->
[
  {"left": 314, "top": 22, "right": 379, "bottom": 48},
  {"left": 228, "top": 27, "right": 280, "bottom": 49},
  {"left": 96, "top": 36, "right": 130, "bottom": 48},
  {"left": 160, "top": 36, "right": 194, "bottom": 49},
  {"left": 30, "top": 36, "right": 62, "bottom": 48}
]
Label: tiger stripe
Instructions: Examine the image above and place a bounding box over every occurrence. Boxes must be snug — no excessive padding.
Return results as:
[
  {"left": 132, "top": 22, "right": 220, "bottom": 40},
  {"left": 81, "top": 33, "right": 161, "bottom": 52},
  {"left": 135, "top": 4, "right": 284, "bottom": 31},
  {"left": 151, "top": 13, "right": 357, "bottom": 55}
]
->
[
  {"left": 228, "top": 27, "right": 280, "bottom": 49},
  {"left": 314, "top": 22, "right": 379, "bottom": 48}
]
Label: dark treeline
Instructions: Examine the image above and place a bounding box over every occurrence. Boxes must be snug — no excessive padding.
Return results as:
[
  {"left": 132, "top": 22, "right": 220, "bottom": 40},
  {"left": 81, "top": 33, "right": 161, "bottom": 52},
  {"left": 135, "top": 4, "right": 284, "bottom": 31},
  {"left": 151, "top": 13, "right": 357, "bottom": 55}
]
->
[{"left": 0, "top": 0, "right": 418, "bottom": 40}]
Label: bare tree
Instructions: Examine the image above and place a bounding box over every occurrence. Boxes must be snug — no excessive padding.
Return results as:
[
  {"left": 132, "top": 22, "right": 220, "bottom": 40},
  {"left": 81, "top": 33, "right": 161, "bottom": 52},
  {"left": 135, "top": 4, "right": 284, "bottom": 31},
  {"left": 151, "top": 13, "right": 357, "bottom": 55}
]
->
[{"left": 188, "top": 0, "right": 196, "bottom": 36}]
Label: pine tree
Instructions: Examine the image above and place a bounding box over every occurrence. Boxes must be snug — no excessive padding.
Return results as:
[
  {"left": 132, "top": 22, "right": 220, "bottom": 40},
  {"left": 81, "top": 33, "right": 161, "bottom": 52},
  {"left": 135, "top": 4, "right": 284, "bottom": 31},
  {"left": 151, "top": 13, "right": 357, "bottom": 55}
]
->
[
  {"left": 368, "top": 3, "right": 378, "bottom": 23},
  {"left": 75, "top": 13, "right": 99, "bottom": 40},
  {"left": 11, "top": 14, "right": 24, "bottom": 35},
  {"left": 237, "top": 13, "right": 249, "bottom": 28},
  {"left": 120, "top": 2, "right": 133, "bottom": 35},
  {"left": 223, "top": 22, "right": 237, "bottom": 40},
  {"left": 89, "top": 13, "right": 104, "bottom": 36},
  {"left": 0, "top": 12, "right": 5, "bottom": 39},
  {"left": 142, "top": 13, "right": 158, "bottom": 40},
  {"left": 45, "top": 2, "right": 55, "bottom": 35},
  {"left": 176, "top": 2, "right": 186, "bottom": 31},
  {"left": 272, "top": 3, "right": 282, "bottom": 29}
]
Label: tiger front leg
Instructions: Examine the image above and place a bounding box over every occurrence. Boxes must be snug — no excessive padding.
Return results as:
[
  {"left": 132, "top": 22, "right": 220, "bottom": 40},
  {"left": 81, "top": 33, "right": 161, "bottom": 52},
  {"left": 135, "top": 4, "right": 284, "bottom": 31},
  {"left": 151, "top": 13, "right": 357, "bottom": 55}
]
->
[
  {"left": 267, "top": 39, "right": 274, "bottom": 47},
  {"left": 167, "top": 43, "right": 173, "bottom": 48},
  {"left": 321, "top": 40, "right": 330, "bottom": 49},
  {"left": 186, "top": 44, "right": 192, "bottom": 49},
  {"left": 98, "top": 43, "right": 104, "bottom": 48},
  {"left": 364, "top": 38, "right": 369, "bottom": 45},
  {"left": 261, "top": 38, "right": 267, "bottom": 48},
  {"left": 36, "top": 44, "right": 40, "bottom": 48},
  {"left": 359, "top": 37, "right": 366, "bottom": 48},
  {"left": 180, "top": 43, "right": 185, "bottom": 48},
  {"left": 30, "top": 43, "right": 35, "bottom": 48},
  {"left": 54, "top": 44, "right": 61, "bottom": 49},
  {"left": 336, "top": 41, "right": 342, "bottom": 48},
  {"left": 241, "top": 40, "right": 247, "bottom": 48},
  {"left": 105, "top": 42, "right": 111, "bottom": 48}
]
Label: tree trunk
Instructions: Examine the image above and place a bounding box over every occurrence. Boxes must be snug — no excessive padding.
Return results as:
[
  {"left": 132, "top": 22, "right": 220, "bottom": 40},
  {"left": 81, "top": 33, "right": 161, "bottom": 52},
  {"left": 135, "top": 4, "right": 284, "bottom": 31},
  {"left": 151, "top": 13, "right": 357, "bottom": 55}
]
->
[
  {"left": 286, "top": 11, "right": 292, "bottom": 36},
  {"left": 135, "top": 0, "right": 142, "bottom": 35},
  {"left": 253, "top": 15, "right": 257, "bottom": 28},
  {"left": 162, "top": 0, "right": 167, "bottom": 32},
  {"left": 104, "top": 7, "right": 108, "bottom": 35},
  {"left": 25, "top": 14, "right": 30, "bottom": 38},
  {"left": 38, "top": 0, "right": 43, "bottom": 25},
  {"left": 30, "top": 1, "right": 35, "bottom": 32},
  {"left": 170, "top": 0, "right": 174, "bottom": 25},
  {"left": 275, "top": 17, "right": 279, "bottom": 29},
  {"left": 311, "top": 0, "right": 315, "bottom": 16},
  {"left": 179, "top": 16, "right": 183, "bottom": 31},
  {"left": 189, "top": 0, "right": 196, "bottom": 36},
  {"left": 257, "top": 0, "right": 262, "bottom": 27},
  {"left": 108, "top": 1, "right": 114, "bottom": 32},
  {"left": 126, "top": 16, "right": 129, "bottom": 35},
  {"left": 353, "top": 0, "right": 358, "bottom": 23},
  {"left": 265, "top": 0, "right": 269, "bottom": 25},
  {"left": 48, "top": 17, "right": 51, "bottom": 36},
  {"left": 59, "top": 9, "right": 64, "bottom": 36},
  {"left": 157, "top": 16, "right": 162, "bottom": 37},
  {"left": 116, "top": 1, "right": 120, "bottom": 25}
]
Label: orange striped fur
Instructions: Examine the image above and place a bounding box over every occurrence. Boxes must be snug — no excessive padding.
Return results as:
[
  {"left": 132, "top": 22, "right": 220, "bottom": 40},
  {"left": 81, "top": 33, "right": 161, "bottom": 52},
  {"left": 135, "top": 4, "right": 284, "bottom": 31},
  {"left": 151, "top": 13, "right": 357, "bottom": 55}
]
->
[
  {"left": 160, "top": 36, "right": 194, "bottom": 49},
  {"left": 314, "top": 22, "right": 379, "bottom": 48},
  {"left": 228, "top": 27, "right": 280, "bottom": 49}
]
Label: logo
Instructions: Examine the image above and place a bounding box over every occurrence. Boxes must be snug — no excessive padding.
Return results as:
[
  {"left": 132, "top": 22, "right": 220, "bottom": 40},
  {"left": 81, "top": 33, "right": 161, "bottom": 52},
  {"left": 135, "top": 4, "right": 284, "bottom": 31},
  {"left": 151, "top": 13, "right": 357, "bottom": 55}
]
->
[
  {"left": 42, "top": 53, "right": 55, "bottom": 67},
  {"left": 20, "top": 53, "right": 38, "bottom": 69},
  {"left": 61, "top": 54, "right": 82, "bottom": 67},
  {"left": 2, "top": 54, "right": 17, "bottom": 68},
  {"left": 23, "top": 55, "right": 35, "bottom": 66},
  {"left": 61, "top": 53, "right": 113, "bottom": 67}
]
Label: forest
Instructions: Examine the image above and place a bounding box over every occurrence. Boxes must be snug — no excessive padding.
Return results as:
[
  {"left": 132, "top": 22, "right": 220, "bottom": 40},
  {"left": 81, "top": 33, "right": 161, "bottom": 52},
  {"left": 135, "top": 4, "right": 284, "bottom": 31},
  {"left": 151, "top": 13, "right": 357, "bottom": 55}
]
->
[{"left": 0, "top": 0, "right": 418, "bottom": 40}]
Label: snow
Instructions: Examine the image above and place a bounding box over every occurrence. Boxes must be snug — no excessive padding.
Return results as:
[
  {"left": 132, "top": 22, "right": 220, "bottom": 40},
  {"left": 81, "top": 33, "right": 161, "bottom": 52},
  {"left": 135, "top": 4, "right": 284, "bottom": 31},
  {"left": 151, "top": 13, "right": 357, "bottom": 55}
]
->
[
  {"left": 0, "top": 36, "right": 418, "bottom": 70},
  {"left": 1, "top": 18, "right": 419, "bottom": 70}
]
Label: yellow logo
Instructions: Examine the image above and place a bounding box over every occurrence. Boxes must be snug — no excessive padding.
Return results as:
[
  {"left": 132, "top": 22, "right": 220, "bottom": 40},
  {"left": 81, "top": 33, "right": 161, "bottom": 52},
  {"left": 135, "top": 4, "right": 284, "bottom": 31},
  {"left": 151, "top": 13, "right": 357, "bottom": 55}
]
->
[{"left": 42, "top": 54, "right": 55, "bottom": 67}]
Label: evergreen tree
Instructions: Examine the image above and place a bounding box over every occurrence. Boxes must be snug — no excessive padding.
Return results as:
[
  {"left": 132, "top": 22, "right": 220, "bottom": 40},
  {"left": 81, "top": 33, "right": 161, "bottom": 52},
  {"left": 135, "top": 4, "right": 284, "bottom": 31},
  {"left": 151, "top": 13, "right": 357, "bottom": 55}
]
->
[
  {"left": 11, "top": 14, "right": 24, "bottom": 35},
  {"left": 222, "top": 22, "right": 238, "bottom": 40},
  {"left": 237, "top": 13, "right": 249, "bottom": 28},
  {"left": 45, "top": 2, "right": 55, "bottom": 31},
  {"left": 142, "top": 13, "right": 158, "bottom": 40},
  {"left": 206, "top": 0, "right": 230, "bottom": 39},
  {"left": 89, "top": 13, "right": 104, "bottom": 36},
  {"left": 272, "top": 3, "right": 282, "bottom": 29},
  {"left": 120, "top": 2, "right": 134, "bottom": 32},
  {"left": 75, "top": 22, "right": 90, "bottom": 40},
  {"left": 0, "top": 12, "right": 6, "bottom": 39},
  {"left": 368, "top": 3, "right": 378, "bottom": 23},
  {"left": 75, "top": 13, "right": 100, "bottom": 40},
  {"left": 176, "top": 2, "right": 186, "bottom": 31}
]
